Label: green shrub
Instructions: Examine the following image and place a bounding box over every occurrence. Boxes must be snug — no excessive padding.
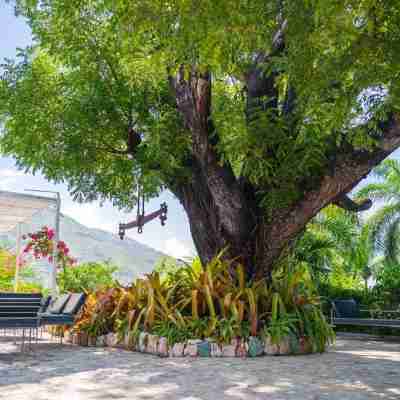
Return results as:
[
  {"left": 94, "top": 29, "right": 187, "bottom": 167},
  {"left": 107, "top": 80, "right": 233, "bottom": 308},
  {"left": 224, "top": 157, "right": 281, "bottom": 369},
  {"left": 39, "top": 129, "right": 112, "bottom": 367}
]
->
[
  {"left": 373, "top": 262, "right": 400, "bottom": 309},
  {"left": 58, "top": 261, "right": 118, "bottom": 293}
]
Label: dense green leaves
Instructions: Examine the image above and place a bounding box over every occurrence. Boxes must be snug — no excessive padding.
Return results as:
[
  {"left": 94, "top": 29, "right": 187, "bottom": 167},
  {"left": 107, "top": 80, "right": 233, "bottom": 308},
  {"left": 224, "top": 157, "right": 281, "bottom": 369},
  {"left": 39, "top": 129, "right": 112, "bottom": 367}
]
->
[
  {"left": 2, "top": 0, "right": 400, "bottom": 211},
  {"left": 58, "top": 261, "right": 118, "bottom": 293}
]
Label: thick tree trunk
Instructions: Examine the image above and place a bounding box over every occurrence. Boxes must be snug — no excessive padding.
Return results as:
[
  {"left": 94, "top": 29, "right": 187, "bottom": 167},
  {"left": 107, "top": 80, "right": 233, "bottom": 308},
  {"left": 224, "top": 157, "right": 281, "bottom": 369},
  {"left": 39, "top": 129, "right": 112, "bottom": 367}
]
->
[
  {"left": 172, "top": 113, "right": 400, "bottom": 278},
  {"left": 169, "top": 67, "right": 258, "bottom": 275},
  {"left": 168, "top": 64, "right": 400, "bottom": 279}
]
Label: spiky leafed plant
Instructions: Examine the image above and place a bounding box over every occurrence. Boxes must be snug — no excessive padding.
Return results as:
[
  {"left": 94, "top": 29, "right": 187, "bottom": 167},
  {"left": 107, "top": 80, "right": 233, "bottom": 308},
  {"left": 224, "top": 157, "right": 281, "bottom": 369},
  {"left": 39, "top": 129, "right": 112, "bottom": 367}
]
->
[{"left": 358, "top": 159, "right": 400, "bottom": 263}]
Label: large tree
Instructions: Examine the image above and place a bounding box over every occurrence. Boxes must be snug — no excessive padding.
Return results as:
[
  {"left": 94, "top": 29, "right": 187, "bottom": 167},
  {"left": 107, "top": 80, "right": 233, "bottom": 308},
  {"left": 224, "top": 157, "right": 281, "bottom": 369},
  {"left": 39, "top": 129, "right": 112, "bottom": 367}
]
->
[{"left": 2, "top": 1, "right": 400, "bottom": 278}]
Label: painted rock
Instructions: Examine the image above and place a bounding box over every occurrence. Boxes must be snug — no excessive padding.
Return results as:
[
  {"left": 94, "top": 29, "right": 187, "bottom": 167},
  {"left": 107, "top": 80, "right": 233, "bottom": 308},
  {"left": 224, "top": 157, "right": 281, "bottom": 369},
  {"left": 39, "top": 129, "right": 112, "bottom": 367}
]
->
[
  {"left": 124, "top": 332, "right": 136, "bottom": 350},
  {"left": 248, "top": 336, "right": 263, "bottom": 357},
  {"left": 221, "top": 344, "right": 236, "bottom": 357},
  {"left": 106, "top": 332, "right": 119, "bottom": 347},
  {"left": 72, "top": 333, "right": 80, "bottom": 345},
  {"left": 96, "top": 335, "right": 106, "bottom": 347},
  {"left": 288, "top": 334, "right": 300, "bottom": 354},
  {"left": 299, "top": 336, "right": 313, "bottom": 354},
  {"left": 138, "top": 332, "right": 148, "bottom": 352},
  {"left": 210, "top": 342, "right": 222, "bottom": 357},
  {"left": 157, "top": 337, "right": 169, "bottom": 357},
  {"left": 146, "top": 334, "right": 159, "bottom": 354},
  {"left": 88, "top": 336, "right": 97, "bottom": 347},
  {"left": 184, "top": 343, "right": 198, "bottom": 357},
  {"left": 79, "top": 332, "right": 89, "bottom": 347},
  {"left": 169, "top": 342, "right": 185, "bottom": 357},
  {"left": 278, "top": 337, "right": 291, "bottom": 355},
  {"left": 264, "top": 336, "right": 279, "bottom": 356},
  {"left": 183, "top": 340, "right": 200, "bottom": 357},
  {"left": 197, "top": 341, "right": 211, "bottom": 357},
  {"left": 236, "top": 339, "right": 249, "bottom": 358}
]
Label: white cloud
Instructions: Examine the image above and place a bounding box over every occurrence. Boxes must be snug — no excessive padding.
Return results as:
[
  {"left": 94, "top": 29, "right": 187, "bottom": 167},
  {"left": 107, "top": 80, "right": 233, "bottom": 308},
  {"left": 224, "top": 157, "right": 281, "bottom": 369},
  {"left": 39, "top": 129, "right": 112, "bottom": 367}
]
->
[
  {"left": 164, "top": 238, "right": 194, "bottom": 259},
  {"left": 0, "top": 168, "right": 26, "bottom": 190}
]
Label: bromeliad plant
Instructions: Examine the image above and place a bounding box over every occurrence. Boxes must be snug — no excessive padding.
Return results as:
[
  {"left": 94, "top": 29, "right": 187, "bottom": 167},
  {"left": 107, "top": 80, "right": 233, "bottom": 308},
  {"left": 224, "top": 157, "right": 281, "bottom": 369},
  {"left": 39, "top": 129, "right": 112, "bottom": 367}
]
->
[{"left": 73, "top": 253, "right": 334, "bottom": 351}]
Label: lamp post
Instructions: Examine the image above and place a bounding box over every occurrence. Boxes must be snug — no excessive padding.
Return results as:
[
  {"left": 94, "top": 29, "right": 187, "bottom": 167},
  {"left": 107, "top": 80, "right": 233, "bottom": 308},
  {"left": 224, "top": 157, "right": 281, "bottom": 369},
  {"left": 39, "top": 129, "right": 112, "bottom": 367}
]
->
[
  {"left": 25, "top": 190, "right": 61, "bottom": 296},
  {"left": 13, "top": 222, "right": 23, "bottom": 292}
]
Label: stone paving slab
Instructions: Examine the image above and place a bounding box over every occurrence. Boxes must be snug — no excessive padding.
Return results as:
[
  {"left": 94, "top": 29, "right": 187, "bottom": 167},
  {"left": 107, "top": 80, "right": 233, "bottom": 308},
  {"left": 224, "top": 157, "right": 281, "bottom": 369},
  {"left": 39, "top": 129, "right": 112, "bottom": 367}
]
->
[{"left": 0, "top": 335, "right": 399, "bottom": 399}]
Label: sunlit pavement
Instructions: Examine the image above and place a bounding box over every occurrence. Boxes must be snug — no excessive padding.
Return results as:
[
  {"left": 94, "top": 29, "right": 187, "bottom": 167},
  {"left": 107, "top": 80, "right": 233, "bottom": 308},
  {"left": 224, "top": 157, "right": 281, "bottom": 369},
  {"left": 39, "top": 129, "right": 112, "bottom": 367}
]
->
[{"left": 0, "top": 335, "right": 399, "bottom": 400}]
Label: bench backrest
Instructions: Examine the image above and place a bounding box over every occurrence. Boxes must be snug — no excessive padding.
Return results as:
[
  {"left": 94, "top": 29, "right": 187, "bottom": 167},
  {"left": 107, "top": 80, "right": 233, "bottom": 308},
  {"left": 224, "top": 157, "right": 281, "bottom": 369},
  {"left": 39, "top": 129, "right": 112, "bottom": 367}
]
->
[
  {"left": 0, "top": 292, "right": 42, "bottom": 319},
  {"left": 62, "top": 293, "right": 86, "bottom": 315},
  {"left": 43, "top": 293, "right": 86, "bottom": 316},
  {"left": 332, "top": 299, "right": 360, "bottom": 318}
]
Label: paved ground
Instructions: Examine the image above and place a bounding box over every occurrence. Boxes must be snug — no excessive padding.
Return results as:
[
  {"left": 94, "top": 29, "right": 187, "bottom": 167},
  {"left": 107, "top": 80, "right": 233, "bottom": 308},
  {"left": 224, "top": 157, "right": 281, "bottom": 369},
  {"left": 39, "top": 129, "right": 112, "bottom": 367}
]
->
[{"left": 0, "top": 335, "right": 399, "bottom": 400}]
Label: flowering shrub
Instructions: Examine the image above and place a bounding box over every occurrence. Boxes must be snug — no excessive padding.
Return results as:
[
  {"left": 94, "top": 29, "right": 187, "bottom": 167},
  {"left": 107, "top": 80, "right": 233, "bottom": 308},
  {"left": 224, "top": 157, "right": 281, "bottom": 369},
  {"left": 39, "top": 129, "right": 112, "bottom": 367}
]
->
[{"left": 23, "top": 226, "right": 76, "bottom": 270}]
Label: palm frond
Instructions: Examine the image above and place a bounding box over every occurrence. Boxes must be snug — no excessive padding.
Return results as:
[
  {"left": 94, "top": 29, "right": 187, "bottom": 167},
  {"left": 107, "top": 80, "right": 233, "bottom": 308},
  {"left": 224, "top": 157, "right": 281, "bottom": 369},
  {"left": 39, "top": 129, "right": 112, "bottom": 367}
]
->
[
  {"left": 373, "top": 159, "right": 400, "bottom": 179},
  {"left": 383, "top": 217, "right": 400, "bottom": 262},
  {"left": 365, "top": 202, "right": 400, "bottom": 253},
  {"left": 356, "top": 183, "right": 396, "bottom": 202}
]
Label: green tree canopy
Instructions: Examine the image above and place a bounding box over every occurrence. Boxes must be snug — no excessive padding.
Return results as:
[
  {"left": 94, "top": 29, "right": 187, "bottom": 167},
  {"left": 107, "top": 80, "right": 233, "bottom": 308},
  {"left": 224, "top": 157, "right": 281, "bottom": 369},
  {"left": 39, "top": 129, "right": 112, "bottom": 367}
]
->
[{"left": 2, "top": 1, "right": 400, "bottom": 275}]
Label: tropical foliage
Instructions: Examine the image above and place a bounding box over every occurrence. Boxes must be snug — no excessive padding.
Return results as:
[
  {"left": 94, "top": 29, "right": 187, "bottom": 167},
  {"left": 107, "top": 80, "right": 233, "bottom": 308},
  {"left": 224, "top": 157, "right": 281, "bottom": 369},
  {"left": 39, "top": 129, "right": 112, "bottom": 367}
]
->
[
  {"left": 358, "top": 159, "right": 400, "bottom": 263},
  {"left": 289, "top": 159, "right": 400, "bottom": 312},
  {"left": 73, "top": 254, "right": 334, "bottom": 352},
  {"left": 58, "top": 261, "right": 118, "bottom": 294},
  {"left": 1, "top": 1, "right": 400, "bottom": 274}
]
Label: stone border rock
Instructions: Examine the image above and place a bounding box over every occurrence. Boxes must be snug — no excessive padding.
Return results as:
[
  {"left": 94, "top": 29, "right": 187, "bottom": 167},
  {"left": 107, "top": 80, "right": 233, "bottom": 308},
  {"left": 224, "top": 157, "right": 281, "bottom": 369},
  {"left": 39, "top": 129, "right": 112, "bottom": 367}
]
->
[{"left": 64, "top": 330, "right": 319, "bottom": 357}]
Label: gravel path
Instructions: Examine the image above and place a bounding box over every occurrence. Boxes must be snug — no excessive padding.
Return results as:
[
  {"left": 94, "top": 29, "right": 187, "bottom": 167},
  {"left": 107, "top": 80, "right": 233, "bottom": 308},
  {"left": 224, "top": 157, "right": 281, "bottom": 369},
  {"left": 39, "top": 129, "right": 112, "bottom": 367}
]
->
[{"left": 0, "top": 335, "right": 399, "bottom": 399}]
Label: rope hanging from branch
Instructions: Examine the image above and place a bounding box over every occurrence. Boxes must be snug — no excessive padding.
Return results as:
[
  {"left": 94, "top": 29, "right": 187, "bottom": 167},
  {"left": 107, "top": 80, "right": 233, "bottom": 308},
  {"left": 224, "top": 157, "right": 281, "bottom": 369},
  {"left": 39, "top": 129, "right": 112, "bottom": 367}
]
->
[{"left": 118, "top": 182, "right": 168, "bottom": 240}]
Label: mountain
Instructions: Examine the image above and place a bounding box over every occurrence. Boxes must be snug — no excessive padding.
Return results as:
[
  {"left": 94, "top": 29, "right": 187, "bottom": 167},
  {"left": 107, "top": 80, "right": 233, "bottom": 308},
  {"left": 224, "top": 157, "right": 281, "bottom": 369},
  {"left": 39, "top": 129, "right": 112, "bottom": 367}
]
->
[{"left": 0, "top": 208, "right": 168, "bottom": 285}]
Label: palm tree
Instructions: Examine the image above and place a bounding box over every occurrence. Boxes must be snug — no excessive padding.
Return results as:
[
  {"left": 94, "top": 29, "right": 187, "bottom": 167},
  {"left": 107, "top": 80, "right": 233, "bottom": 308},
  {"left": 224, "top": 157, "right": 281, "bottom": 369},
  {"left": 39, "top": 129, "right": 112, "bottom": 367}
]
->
[
  {"left": 295, "top": 204, "right": 386, "bottom": 292},
  {"left": 294, "top": 206, "right": 364, "bottom": 282},
  {"left": 357, "top": 159, "right": 400, "bottom": 263}
]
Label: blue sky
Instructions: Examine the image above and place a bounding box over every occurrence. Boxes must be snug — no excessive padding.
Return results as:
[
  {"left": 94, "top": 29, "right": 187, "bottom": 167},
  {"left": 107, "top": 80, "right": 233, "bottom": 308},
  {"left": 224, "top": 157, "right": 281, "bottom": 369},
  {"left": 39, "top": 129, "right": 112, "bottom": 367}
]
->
[{"left": 0, "top": 2, "right": 196, "bottom": 258}]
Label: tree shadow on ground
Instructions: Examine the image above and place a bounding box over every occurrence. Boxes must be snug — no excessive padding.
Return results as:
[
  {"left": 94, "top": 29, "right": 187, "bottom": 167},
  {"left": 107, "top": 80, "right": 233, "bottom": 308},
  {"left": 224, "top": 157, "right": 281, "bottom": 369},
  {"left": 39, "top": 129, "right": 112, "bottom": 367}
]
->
[{"left": 0, "top": 337, "right": 399, "bottom": 400}]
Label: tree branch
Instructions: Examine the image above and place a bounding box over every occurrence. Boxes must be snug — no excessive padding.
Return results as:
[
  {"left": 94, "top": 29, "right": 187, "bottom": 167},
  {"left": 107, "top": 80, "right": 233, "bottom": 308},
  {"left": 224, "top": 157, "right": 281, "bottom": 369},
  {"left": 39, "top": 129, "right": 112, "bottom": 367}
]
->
[
  {"left": 261, "top": 113, "right": 400, "bottom": 272},
  {"left": 245, "top": 19, "right": 287, "bottom": 121},
  {"left": 333, "top": 194, "right": 372, "bottom": 212},
  {"left": 169, "top": 66, "right": 256, "bottom": 242}
]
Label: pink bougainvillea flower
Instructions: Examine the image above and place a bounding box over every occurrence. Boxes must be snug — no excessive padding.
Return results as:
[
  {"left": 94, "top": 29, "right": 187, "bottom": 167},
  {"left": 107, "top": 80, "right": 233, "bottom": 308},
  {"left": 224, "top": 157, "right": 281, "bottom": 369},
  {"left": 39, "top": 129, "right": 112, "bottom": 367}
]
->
[{"left": 22, "top": 227, "right": 76, "bottom": 269}]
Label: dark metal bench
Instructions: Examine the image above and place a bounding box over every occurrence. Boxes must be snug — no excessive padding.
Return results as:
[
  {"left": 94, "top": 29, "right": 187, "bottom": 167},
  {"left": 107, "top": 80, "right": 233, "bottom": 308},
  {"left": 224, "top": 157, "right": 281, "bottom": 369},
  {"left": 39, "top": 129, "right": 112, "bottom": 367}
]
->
[
  {"left": 331, "top": 299, "right": 400, "bottom": 329},
  {"left": 0, "top": 292, "right": 42, "bottom": 350},
  {"left": 0, "top": 292, "right": 86, "bottom": 349},
  {"left": 39, "top": 293, "right": 86, "bottom": 341}
]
